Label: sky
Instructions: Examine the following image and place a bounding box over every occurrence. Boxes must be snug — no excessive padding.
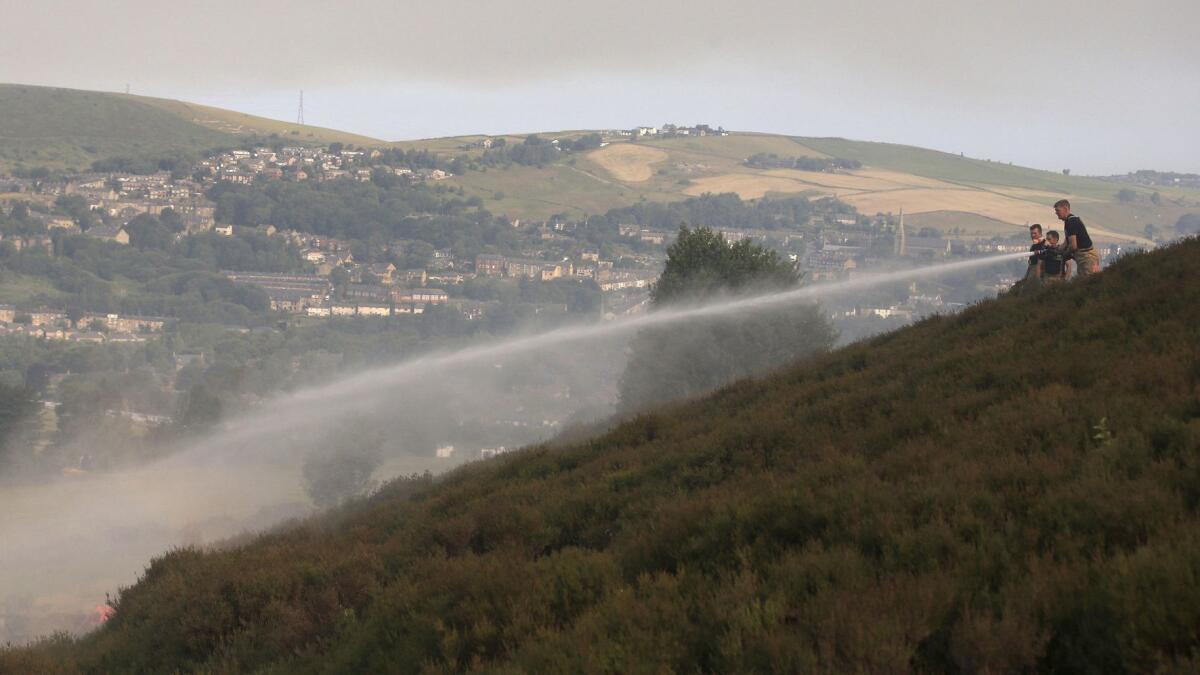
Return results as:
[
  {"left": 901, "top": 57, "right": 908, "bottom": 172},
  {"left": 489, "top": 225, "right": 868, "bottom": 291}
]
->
[{"left": 1, "top": 0, "right": 1197, "bottom": 174}]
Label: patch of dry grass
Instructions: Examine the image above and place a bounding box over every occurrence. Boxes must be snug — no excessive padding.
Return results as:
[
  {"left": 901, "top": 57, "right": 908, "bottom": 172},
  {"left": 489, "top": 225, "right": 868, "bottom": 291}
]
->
[{"left": 587, "top": 144, "right": 670, "bottom": 182}]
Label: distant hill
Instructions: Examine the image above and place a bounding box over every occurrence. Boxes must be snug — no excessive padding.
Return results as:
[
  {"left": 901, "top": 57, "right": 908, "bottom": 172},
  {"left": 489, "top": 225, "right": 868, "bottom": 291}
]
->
[
  {"left": 0, "top": 84, "right": 236, "bottom": 172},
  {"left": 0, "top": 84, "right": 384, "bottom": 173},
  {"left": 2, "top": 83, "right": 1192, "bottom": 242},
  {"left": 130, "top": 93, "right": 386, "bottom": 148},
  {"left": 422, "top": 131, "right": 1190, "bottom": 243},
  {"left": 7, "top": 239, "right": 1200, "bottom": 673}
]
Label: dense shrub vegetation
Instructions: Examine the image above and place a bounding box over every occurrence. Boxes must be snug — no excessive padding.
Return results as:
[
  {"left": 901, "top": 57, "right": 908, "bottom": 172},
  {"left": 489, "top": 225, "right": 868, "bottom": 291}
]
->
[
  {"left": 599, "top": 191, "right": 850, "bottom": 232},
  {"left": 5, "top": 239, "right": 1200, "bottom": 673},
  {"left": 745, "top": 153, "right": 863, "bottom": 172}
]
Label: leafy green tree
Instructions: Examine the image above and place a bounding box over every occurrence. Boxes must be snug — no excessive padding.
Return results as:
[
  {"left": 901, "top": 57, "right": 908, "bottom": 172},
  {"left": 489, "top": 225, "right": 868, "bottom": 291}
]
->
[
  {"left": 124, "top": 213, "right": 174, "bottom": 250},
  {"left": 650, "top": 226, "right": 798, "bottom": 304},
  {"left": 617, "top": 226, "right": 835, "bottom": 412},
  {"left": 1116, "top": 188, "right": 1138, "bottom": 203}
]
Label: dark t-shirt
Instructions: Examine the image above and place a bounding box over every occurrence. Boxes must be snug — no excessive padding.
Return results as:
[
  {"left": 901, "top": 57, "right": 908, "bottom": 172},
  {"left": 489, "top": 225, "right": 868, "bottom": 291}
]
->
[
  {"left": 1029, "top": 240, "right": 1046, "bottom": 265},
  {"left": 1064, "top": 215, "right": 1093, "bottom": 250},
  {"left": 1040, "top": 246, "right": 1067, "bottom": 276}
]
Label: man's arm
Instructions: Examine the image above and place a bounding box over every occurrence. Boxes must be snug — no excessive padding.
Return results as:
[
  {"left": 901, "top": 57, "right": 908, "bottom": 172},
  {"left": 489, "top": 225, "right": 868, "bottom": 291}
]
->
[
  {"left": 1066, "top": 234, "right": 1078, "bottom": 252},
  {"left": 1036, "top": 259, "right": 1044, "bottom": 278}
]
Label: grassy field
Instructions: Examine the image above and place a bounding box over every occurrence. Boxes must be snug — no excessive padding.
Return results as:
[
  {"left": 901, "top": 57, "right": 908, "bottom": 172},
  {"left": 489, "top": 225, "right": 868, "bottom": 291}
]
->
[
  {"left": 644, "top": 133, "right": 828, "bottom": 163},
  {"left": 450, "top": 161, "right": 683, "bottom": 220},
  {"left": 132, "top": 95, "right": 386, "bottom": 148},
  {"left": 795, "top": 136, "right": 1161, "bottom": 202},
  {"left": 0, "top": 85, "right": 237, "bottom": 172},
  {"left": 903, "top": 210, "right": 1022, "bottom": 237},
  {"left": 0, "top": 84, "right": 388, "bottom": 173},
  {"left": 0, "top": 271, "right": 63, "bottom": 305}
]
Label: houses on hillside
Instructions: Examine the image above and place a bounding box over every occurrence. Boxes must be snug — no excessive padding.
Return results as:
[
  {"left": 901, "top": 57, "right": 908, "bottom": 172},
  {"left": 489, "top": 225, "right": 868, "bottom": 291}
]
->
[
  {"left": 631, "top": 123, "right": 728, "bottom": 138},
  {"left": 0, "top": 305, "right": 170, "bottom": 343},
  {"left": 85, "top": 224, "right": 130, "bottom": 244}
]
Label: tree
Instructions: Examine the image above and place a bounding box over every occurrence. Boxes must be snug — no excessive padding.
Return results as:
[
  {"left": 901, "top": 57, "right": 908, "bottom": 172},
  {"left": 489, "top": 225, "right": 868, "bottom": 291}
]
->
[
  {"left": 0, "top": 382, "right": 37, "bottom": 467},
  {"left": 159, "top": 207, "right": 185, "bottom": 233},
  {"left": 124, "top": 213, "right": 174, "bottom": 250},
  {"left": 10, "top": 202, "right": 29, "bottom": 221},
  {"left": 1177, "top": 213, "right": 1200, "bottom": 235},
  {"left": 302, "top": 422, "right": 384, "bottom": 508},
  {"left": 617, "top": 226, "right": 836, "bottom": 413},
  {"left": 178, "top": 384, "right": 222, "bottom": 432},
  {"left": 370, "top": 167, "right": 398, "bottom": 188},
  {"left": 1116, "top": 188, "right": 1138, "bottom": 203}
]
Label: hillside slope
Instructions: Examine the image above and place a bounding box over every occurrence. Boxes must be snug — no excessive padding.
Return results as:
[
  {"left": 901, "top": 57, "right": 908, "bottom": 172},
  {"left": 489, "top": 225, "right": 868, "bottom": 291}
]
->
[
  {"left": 434, "top": 132, "right": 1188, "bottom": 242},
  {"left": 0, "top": 84, "right": 384, "bottom": 172},
  {"left": 0, "top": 84, "right": 237, "bottom": 172},
  {"left": 6, "top": 239, "right": 1200, "bottom": 673},
  {"left": 1, "top": 83, "right": 1190, "bottom": 239},
  {"left": 131, "top": 94, "right": 386, "bottom": 148}
]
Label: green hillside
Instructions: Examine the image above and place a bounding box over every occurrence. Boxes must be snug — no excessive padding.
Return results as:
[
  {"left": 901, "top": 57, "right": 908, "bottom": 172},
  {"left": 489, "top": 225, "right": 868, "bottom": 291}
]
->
[
  {"left": 131, "top": 94, "right": 387, "bottom": 148},
  {"left": 1, "top": 83, "right": 1192, "bottom": 240},
  {"left": 6, "top": 239, "right": 1200, "bottom": 673},
  {"left": 797, "top": 136, "right": 1119, "bottom": 199},
  {"left": 0, "top": 85, "right": 237, "bottom": 172},
  {"left": 431, "top": 132, "right": 1192, "bottom": 241},
  {"left": 0, "top": 84, "right": 386, "bottom": 173}
]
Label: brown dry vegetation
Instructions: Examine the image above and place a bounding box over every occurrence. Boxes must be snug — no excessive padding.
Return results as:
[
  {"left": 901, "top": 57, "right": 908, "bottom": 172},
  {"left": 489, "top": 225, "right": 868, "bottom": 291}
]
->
[
  {"left": 586, "top": 144, "right": 670, "bottom": 182},
  {"left": 682, "top": 172, "right": 827, "bottom": 199},
  {"left": 5, "top": 238, "right": 1200, "bottom": 673}
]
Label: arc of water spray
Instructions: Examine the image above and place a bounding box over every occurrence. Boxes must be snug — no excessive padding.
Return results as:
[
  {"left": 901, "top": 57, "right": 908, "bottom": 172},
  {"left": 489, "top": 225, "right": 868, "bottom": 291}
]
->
[
  {"left": 0, "top": 253, "right": 1030, "bottom": 643},
  {"left": 180, "top": 252, "right": 1029, "bottom": 462}
]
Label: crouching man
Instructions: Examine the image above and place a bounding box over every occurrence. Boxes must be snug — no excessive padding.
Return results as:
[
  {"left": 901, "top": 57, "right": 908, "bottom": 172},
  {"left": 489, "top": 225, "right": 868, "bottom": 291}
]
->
[
  {"left": 1038, "top": 230, "right": 1069, "bottom": 284},
  {"left": 1011, "top": 223, "right": 1045, "bottom": 295}
]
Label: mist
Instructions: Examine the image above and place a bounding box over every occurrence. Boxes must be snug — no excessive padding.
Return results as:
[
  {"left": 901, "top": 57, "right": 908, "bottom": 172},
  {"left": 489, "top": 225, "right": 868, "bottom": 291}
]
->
[{"left": 0, "top": 253, "right": 1029, "bottom": 643}]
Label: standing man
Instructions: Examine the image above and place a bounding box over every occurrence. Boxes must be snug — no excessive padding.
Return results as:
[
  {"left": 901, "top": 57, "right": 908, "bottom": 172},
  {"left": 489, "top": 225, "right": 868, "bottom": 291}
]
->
[{"left": 1054, "top": 199, "right": 1099, "bottom": 277}]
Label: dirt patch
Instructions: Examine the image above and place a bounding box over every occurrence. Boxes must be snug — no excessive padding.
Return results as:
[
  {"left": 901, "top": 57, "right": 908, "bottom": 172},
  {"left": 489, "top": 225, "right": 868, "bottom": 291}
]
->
[{"left": 588, "top": 144, "right": 669, "bottom": 182}]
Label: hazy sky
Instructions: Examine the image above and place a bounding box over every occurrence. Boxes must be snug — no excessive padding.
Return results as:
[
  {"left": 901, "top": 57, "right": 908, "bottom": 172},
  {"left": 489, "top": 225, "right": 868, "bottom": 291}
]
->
[{"left": 2, "top": 0, "right": 1196, "bottom": 173}]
